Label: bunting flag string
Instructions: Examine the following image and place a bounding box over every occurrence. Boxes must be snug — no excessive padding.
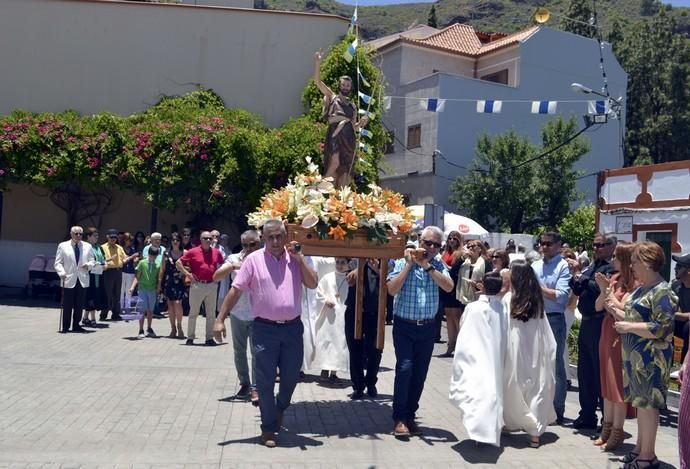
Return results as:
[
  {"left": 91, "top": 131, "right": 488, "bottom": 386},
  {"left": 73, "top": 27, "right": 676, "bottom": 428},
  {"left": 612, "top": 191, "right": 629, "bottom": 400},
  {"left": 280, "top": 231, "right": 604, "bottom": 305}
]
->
[
  {"left": 358, "top": 142, "right": 372, "bottom": 154},
  {"left": 419, "top": 98, "right": 445, "bottom": 112},
  {"left": 476, "top": 100, "right": 502, "bottom": 114},
  {"left": 360, "top": 128, "right": 373, "bottom": 138},
  {"left": 358, "top": 91, "right": 374, "bottom": 105},
  {"left": 357, "top": 66, "right": 370, "bottom": 88},
  {"left": 343, "top": 38, "right": 358, "bottom": 63},
  {"left": 381, "top": 95, "right": 618, "bottom": 116},
  {"left": 348, "top": 6, "right": 357, "bottom": 35},
  {"left": 358, "top": 109, "right": 375, "bottom": 119},
  {"left": 531, "top": 101, "right": 557, "bottom": 115}
]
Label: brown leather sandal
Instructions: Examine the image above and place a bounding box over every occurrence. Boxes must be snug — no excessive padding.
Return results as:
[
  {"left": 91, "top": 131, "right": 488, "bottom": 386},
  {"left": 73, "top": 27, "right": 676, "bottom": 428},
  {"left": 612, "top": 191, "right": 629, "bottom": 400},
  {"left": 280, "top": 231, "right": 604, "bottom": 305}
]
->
[
  {"left": 603, "top": 427, "right": 625, "bottom": 452},
  {"left": 592, "top": 421, "right": 612, "bottom": 446}
]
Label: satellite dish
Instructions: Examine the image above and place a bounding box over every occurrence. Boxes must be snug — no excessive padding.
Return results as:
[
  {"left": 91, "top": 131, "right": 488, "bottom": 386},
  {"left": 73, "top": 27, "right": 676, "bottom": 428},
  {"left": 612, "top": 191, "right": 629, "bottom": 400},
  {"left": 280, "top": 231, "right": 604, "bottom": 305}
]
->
[{"left": 535, "top": 8, "right": 550, "bottom": 24}]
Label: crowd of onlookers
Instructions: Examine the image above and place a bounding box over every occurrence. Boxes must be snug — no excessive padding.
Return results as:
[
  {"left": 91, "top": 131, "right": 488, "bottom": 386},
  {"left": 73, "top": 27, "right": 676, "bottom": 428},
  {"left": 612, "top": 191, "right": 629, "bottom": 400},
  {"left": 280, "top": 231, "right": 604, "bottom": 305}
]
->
[{"left": 53, "top": 224, "right": 688, "bottom": 466}]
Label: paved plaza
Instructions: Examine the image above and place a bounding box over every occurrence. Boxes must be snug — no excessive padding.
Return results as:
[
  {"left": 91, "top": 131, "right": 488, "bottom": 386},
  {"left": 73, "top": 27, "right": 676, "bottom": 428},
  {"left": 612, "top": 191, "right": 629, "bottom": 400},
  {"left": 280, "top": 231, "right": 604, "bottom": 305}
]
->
[{"left": 0, "top": 302, "right": 681, "bottom": 469}]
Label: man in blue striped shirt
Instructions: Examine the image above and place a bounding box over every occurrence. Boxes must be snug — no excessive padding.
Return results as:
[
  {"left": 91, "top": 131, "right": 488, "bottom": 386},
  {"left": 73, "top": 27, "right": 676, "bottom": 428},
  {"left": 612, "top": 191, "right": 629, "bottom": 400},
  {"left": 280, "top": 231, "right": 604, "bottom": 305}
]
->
[{"left": 387, "top": 226, "right": 454, "bottom": 437}]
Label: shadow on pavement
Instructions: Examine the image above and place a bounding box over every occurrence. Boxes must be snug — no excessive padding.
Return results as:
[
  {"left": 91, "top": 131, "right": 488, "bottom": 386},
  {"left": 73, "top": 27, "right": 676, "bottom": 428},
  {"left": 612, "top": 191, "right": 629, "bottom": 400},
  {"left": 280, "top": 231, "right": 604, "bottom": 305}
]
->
[{"left": 218, "top": 431, "right": 324, "bottom": 449}]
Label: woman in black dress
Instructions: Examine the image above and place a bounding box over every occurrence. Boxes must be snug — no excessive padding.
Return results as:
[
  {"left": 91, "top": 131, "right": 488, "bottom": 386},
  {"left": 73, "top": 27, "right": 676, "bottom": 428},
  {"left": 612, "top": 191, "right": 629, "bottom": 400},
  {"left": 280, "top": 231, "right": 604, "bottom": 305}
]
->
[
  {"left": 439, "top": 231, "right": 465, "bottom": 357},
  {"left": 163, "top": 233, "right": 186, "bottom": 338}
]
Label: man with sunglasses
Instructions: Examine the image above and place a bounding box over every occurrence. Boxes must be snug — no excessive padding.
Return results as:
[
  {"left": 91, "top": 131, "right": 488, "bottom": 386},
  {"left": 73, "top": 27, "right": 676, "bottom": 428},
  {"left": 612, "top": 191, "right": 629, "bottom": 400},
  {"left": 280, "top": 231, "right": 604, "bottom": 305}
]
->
[
  {"left": 567, "top": 232, "right": 616, "bottom": 429},
  {"left": 177, "top": 230, "right": 224, "bottom": 346},
  {"left": 102, "top": 228, "right": 127, "bottom": 321},
  {"left": 54, "top": 226, "right": 96, "bottom": 333},
  {"left": 532, "top": 231, "right": 572, "bottom": 425},
  {"left": 387, "top": 226, "right": 454, "bottom": 437},
  {"left": 213, "top": 230, "right": 262, "bottom": 401}
]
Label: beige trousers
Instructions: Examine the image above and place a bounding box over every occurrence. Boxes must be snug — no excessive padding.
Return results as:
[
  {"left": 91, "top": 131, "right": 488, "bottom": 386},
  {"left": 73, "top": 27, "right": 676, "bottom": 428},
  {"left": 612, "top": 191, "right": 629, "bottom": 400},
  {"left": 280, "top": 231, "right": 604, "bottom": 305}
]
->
[{"left": 187, "top": 282, "right": 217, "bottom": 341}]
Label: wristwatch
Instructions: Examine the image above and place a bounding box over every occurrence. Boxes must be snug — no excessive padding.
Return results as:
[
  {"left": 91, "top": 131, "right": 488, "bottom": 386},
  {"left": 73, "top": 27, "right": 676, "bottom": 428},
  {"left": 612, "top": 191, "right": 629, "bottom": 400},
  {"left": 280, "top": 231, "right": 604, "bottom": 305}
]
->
[{"left": 424, "top": 265, "right": 434, "bottom": 273}]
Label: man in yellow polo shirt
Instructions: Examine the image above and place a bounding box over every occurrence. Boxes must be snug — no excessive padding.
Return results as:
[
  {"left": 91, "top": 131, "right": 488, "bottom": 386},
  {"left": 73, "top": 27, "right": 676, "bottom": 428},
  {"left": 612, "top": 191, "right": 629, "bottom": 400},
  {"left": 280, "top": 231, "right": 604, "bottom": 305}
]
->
[{"left": 102, "top": 228, "right": 127, "bottom": 321}]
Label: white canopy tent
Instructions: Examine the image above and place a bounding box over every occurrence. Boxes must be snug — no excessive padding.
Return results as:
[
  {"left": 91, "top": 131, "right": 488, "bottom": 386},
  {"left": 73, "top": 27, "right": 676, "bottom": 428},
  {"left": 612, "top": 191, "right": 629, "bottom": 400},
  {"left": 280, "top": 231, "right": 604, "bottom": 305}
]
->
[{"left": 407, "top": 205, "right": 488, "bottom": 237}]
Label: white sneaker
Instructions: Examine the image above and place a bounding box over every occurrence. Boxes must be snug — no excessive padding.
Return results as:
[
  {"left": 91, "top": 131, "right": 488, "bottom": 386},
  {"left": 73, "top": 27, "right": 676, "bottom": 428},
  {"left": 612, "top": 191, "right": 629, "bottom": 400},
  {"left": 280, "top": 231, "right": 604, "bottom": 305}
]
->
[
  {"left": 670, "top": 369, "right": 680, "bottom": 380},
  {"left": 138, "top": 330, "right": 146, "bottom": 339}
]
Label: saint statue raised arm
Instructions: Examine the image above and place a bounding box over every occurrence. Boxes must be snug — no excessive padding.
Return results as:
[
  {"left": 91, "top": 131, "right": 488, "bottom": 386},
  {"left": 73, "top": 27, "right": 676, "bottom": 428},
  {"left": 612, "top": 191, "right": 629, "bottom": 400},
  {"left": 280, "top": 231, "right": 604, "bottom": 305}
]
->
[{"left": 314, "top": 51, "right": 368, "bottom": 189}]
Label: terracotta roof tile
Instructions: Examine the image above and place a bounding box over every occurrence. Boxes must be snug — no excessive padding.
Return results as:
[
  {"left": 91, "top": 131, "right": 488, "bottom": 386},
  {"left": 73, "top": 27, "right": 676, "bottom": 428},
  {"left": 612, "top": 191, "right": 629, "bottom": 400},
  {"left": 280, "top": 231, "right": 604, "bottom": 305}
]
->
[{"left": 386, "top": 24, "right": 540, "bottom": 58}]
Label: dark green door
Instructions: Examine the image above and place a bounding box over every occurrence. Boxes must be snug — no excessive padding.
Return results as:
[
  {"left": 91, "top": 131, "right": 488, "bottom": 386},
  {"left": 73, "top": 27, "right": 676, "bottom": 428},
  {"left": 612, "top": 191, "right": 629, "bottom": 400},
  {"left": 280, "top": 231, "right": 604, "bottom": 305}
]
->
[{"left": 644, "top": 231, "right": 672, "bottom": 281}]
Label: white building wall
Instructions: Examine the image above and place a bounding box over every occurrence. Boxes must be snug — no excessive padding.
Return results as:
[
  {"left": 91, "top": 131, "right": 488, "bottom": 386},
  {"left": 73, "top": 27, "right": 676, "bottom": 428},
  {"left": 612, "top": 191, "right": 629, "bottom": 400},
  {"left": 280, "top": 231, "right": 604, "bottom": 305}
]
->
[
  {"left": 399, "top": 44, "right": 475, "bottom": 85},
  {"left": 647, "top": 169, "right": 690, "bottom": 201},
  {"left": 0, "top": 0, "right": 346, "bottom": 127}
]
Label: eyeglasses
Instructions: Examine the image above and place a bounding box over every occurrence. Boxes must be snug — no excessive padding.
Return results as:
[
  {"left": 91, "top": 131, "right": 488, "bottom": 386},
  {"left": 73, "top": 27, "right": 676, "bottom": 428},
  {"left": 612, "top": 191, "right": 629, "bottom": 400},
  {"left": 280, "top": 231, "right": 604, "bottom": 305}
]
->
[
  {"left": 201, "top": 237, "right": 212, "bottom": 241},
  {"left": 540, "top": 241, "right": 554, "bottom": 247},
  {"left": 422, "top": 240, "right": 442, "bottom": 248},
  {"left": 72, "top": 232, "right": 83, "bottom": 236},
  {"left": 491, "top": 255, "right": 500, "bottom": 259},
  {"left": 241, "top": 242, "right": 258, "bottom": 248},
  {"left": 593, "top": 242, "right": 612, "bottom": 248}
]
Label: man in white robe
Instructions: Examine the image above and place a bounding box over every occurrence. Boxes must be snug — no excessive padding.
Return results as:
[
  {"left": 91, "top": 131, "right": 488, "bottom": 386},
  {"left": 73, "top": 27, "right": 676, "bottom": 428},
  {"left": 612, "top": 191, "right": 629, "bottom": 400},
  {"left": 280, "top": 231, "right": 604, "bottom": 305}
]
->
[
  {"left": 449, "top": 272, "right": 508, "bottom": 447},
  {"left": 301, "top": 256, "right": 335, "bottom": 371}
]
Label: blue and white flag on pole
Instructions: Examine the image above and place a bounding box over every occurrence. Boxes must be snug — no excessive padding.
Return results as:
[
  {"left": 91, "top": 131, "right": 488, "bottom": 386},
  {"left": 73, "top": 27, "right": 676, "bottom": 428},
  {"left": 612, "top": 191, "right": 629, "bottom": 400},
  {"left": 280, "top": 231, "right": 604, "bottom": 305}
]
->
[
  {"left": 383, "top": 96, "right": 392, "bottom": 110},
  {"left": 357, "top": 66, "right": 370, "bottom": 88},
  {"left": 358, "top": 109, "right": 375, "bottom": 119},
  {"left": 588, "top": 100, "right": 610, "bottom": 114},
  {"left": 360, "top": 128, "right": 373, "bottom": 139},
  {"left": 358, "top": 91, "right": 374, "bottom": 105},
  {"left": 359, "top": 142, "right": 372, "bottom": 154},
  {"left": 476, "top": 100, "right": 502, "bottom": 113},
  {"left": 348, "top": 7, "right": 358, "bottom": 34},
  {"left": 343, "top": 38, "right": 358, "bottom": 63},
  {"left": 531, "top": 101, "right": 557, "bottom": 114},
  {"left": 420, "top": 98, "right": 446, "bottom": 112}
]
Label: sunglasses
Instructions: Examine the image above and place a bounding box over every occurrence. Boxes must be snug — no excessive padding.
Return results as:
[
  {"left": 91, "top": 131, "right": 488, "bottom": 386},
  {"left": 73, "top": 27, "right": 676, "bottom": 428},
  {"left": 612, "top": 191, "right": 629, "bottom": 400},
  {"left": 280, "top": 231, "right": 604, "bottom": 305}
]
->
[
  {"left": 107, "top": 235, "right": 118, "bottom": 239},
  {"left": 422, "top": 240, "right": 442, "bottom": 248},
  {"left": 491, "top": 255, "right": 501, "bottom": 259},
  {"left": 540, "top": 241, "right": 554, "bottom": 247},
  {"left": 201, "top": 237, "right": 213, "bottom": 241},
  {"left": 72, "top": 232, "right": 83, "bottom": 236},
  {"left": 241, "top": 242, "right": 258, "bottom": 248},
  {"left": 593, "top": 242, "right": 612, "bottom": 248},
  {"left": 172, "top": 238, "right": 180, "bottom": 242}
]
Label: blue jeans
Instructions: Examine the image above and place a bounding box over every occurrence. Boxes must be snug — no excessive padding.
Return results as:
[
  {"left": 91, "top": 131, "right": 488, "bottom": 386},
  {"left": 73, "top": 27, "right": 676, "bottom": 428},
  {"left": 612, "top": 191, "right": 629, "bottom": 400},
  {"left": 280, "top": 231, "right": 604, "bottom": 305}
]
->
[
  {"left": 231, "top": 315, "right": 255, "bottom": 387},
  {"left": 392, "top": 319, "right": 436, "bottom": 421},
  {"left": 547, "top": 312, "right": 567, "bottom": 420},
  {"left": 252, "top": 320, "right": 303, "bottom": 432}
]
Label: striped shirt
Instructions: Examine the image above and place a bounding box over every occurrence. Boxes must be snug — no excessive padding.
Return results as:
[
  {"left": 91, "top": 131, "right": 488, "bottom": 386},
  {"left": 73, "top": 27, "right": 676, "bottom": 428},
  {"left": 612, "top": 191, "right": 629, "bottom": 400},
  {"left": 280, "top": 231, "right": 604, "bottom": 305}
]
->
[{"left": 387, "top": 257, "right": 449, "bottom": 321}]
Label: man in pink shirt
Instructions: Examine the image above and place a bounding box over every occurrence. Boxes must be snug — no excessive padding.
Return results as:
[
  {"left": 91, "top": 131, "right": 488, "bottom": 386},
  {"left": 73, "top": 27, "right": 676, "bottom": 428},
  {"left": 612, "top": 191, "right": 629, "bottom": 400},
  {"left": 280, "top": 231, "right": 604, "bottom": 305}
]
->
[{"left": 214, "top": 220, "right": 318, "bottom": 448}]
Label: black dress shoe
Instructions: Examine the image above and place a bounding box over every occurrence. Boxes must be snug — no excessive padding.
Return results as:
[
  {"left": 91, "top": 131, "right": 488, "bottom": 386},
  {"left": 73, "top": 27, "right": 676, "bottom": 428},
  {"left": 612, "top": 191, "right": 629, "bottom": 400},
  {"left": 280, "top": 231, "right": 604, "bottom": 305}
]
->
[
  {"left": 572, "top": 417, "right": 597, "bottom": 429},
  {"left": 71, "top": 326, "right": 87, "bottom": 333},
  {"left": 235, "top": 385, "right": 251, "bottom": 399},
  {"left": 350, "top": 390, "right": 364, "bottom": 400},
  {"left": 205, "top": 339, "right": 217, "bottom": 346},
  {"left": 58, "top": 330, "right": 68, "bottom": 334},
  {"left": 111, "top": 315, "right": 123, "bottom": 322},
  {"left": 367, "top": 385, "right": 378, "bottom": 398}
]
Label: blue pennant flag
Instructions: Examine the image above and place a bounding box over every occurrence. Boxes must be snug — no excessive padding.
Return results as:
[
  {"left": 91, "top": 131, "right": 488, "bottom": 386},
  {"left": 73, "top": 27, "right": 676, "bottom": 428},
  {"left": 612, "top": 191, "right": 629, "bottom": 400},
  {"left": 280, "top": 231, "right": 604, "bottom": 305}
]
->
[
  {"left": 358, "top": 109, "right": 375, "bottom": 119},
  {"left": 476, "top": 100, "right": 502, "bottom": 113},
  {"left": 531, "top": 101, "right": 557, "bottom": 114},
  {"left": 588, "top": 100, "right": 610, "bottom": 114},
  {"left": 420, "top": 98, "right": 445, "bottom": 112},
  {"left": 343, "top": 38, "right": 358, "bottom": 63},
  {"left": 357, "top": 66, "right": 370, "bottom": 88},
  {"left": 358, "top": 91, "right": 374, "bottom": 105},
  {"left": 359, "top": 142, "right": 372, "bottom": 154},
  {"left": 360, "top": 128, "right": 373, "bottom": 138},
  {"left": 348, "top": 7, "right": 357, "bottom": 34}
]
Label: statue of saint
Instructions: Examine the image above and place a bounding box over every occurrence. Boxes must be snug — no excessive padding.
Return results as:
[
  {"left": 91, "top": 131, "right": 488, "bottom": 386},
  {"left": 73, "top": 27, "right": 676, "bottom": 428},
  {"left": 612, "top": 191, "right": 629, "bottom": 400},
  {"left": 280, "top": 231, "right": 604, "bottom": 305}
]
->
[{"left": 314, "top": 51, "right": 369, "bottom": 189}]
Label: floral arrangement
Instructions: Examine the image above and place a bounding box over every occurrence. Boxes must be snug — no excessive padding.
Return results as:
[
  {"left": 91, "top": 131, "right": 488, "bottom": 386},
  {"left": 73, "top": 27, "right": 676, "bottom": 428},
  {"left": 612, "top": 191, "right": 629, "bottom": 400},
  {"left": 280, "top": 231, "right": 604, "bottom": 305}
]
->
[{"left": 247, "top": 157, "right": 415, "bottom": 243}]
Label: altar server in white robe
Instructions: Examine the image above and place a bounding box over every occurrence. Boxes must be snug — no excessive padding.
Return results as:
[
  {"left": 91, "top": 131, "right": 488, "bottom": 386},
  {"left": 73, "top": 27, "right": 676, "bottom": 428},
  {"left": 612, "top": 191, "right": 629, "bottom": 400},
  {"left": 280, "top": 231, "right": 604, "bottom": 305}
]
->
[
  {"left": 314, "top": 257, "right": 351, "bottom": 380},
  {"left": 502, "top": 260, "right": 556, "bottom": 448},
  {"left": 301, "top": 256, "right": 335, "bottom": 371},
  {"left": 449, "top": 271, "right": 508, "bottom": 446}
]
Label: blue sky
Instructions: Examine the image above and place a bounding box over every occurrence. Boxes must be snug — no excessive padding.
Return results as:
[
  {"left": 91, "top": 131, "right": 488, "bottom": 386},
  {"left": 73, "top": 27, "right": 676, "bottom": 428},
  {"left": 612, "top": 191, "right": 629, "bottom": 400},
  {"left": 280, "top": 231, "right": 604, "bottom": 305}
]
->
[{"left": 339, "top": 0, "right": 689, "bottom": 6}]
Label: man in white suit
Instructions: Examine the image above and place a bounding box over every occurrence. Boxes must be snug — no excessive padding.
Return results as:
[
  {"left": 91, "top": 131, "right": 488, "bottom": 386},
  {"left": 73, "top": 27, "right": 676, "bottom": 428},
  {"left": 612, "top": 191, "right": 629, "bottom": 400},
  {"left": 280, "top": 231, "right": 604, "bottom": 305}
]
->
[{"left": 54, "top": 226, "right": 95, "bottom": 333}]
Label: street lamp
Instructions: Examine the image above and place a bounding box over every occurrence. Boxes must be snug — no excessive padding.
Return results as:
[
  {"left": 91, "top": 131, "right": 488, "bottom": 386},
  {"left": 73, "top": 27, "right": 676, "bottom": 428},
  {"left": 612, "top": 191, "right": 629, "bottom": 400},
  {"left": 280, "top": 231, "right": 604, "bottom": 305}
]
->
[{"left": 570, "top": 82, "right": 623, "bottom": 124}]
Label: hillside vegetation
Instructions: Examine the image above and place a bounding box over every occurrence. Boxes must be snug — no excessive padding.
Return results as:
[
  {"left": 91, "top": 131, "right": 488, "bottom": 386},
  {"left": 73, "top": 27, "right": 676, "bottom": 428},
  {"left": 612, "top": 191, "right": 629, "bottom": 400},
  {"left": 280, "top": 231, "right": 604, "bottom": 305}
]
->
[{"left": 263, "top": 0, "right": 690, "bottom": 39}]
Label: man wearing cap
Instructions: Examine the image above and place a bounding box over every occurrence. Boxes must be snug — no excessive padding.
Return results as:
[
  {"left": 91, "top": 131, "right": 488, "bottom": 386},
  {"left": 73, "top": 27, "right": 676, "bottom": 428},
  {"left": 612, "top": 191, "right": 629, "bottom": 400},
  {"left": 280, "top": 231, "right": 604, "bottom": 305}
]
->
[
  {"left": 672, "top": 253, "right": 690, "bottom": 364},
  {"left": 102, "top": 228, "right": 127, "bottom": 321}
]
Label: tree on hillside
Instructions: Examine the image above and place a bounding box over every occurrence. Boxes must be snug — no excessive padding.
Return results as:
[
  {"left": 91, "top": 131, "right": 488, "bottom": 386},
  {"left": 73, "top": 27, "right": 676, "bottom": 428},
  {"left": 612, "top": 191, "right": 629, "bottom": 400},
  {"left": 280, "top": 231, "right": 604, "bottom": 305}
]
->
[
  {"left": 560, "top": 0, "right": 596, "bottom": 38},
  {"left": 610, "top": 8, "right": 690, "bottom": 165},
  {"left": 640, "top": 0, "right": 659, "bottom": 16},
  {"left": 449, "top": 117, "right": 588, "bottom": 233},
  {"left": 428, "top": 5, "right": 438, "bottom": 28}
]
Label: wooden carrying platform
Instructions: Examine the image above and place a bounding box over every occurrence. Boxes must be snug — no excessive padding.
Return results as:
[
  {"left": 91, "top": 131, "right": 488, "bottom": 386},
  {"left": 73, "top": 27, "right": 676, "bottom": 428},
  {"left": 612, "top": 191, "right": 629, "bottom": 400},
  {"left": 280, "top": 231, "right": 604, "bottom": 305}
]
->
[{"left": 287, "top": 224, "right": 405, "bottom": 349}]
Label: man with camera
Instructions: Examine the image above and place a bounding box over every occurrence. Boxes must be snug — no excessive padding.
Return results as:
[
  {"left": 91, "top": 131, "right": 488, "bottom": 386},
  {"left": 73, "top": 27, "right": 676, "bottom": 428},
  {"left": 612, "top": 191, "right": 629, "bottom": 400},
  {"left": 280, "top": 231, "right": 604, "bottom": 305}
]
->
[
  {"left": 213, "top": 220, "right": 318, "bottom": 448},
  {"left": 386, "top": 226, "right": 454, "bottom": 437}
]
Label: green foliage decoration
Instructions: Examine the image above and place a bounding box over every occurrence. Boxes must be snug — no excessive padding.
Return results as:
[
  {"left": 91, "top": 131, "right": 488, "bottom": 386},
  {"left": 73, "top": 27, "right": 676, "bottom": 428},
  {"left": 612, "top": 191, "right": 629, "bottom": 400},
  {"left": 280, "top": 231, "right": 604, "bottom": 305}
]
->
[{"left": 556, "top": 203, "right": 596, "bottom": 251}]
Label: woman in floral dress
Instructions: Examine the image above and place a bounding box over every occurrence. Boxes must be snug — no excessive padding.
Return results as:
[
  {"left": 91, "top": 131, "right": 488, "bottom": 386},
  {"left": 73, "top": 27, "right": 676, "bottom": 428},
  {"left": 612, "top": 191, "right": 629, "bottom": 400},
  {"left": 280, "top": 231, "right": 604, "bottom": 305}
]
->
[{"left": 610, "top": 241, "right": 677, "bottom": 469}]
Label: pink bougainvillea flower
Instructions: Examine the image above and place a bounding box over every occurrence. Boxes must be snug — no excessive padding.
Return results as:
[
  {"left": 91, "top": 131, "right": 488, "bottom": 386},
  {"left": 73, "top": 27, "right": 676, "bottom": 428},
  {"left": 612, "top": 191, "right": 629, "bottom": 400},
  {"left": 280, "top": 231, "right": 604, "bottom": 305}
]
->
[
  {"left": 46, "top": 167, "right": 56, "bottom": 176},
  {"left": 200, "top": 153, "right": 209, "bottom": 160}
]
